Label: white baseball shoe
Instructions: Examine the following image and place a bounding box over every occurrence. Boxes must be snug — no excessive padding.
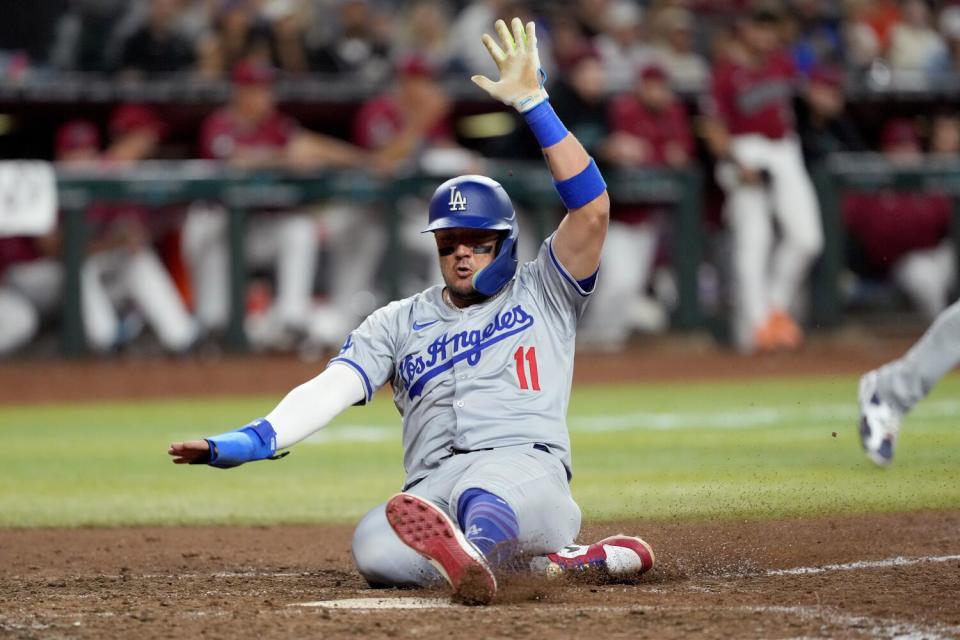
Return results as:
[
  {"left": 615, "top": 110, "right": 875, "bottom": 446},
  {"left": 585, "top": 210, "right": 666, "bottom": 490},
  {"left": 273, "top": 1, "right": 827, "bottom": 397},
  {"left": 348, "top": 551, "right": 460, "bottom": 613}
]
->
[
  {"left": 385, "top": 493, "right": 497, "bottom": 605},
  {"left": 530, "top": 535, "right": 655, "bottom": 579},
  {"left": 858, "top": 370, "right": 902, "bottom": 467}
]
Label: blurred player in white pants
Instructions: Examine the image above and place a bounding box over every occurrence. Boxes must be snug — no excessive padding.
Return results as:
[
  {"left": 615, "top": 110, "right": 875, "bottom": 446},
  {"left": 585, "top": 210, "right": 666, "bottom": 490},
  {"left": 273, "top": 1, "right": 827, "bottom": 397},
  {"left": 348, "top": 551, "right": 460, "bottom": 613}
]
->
[
  {"left": 351, "top": 55, "right": 483, "bottom": 299},
  {"left": 703, "top": 4, "right": 823, "bottom": 353},
  {"left": 0, "top": 236, "right": 62, "bottom": 355},
  {"left": 584, "top": 65, "right": 694, "bottom": 348},
  {"left": 185, "top": 60, "right": 372, "bottom": 349},
  {"left": 82, "top": 106, "right": 198, "bottom": 353}
]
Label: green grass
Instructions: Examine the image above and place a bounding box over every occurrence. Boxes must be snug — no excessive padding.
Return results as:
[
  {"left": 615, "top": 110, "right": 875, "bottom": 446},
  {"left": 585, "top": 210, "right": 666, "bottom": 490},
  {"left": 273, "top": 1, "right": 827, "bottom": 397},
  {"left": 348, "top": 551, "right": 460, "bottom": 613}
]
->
[{"left": 1, "top": 376, "right": 958, "bottom": 528}]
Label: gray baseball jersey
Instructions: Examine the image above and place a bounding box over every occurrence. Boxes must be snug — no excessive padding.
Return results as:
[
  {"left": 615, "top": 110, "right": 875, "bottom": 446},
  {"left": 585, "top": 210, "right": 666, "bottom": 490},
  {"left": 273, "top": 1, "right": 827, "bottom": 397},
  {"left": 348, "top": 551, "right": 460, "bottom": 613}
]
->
[{"left": 328, "top": 233, "right": 594, "bottom": 488}]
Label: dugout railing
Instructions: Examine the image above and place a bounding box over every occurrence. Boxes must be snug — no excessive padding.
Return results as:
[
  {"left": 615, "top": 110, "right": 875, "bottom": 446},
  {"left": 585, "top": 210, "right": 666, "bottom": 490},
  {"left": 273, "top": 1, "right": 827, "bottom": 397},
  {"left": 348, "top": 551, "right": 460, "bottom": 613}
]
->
[{"left": 55, "top": 162, "right": 703, "bottom": 355}]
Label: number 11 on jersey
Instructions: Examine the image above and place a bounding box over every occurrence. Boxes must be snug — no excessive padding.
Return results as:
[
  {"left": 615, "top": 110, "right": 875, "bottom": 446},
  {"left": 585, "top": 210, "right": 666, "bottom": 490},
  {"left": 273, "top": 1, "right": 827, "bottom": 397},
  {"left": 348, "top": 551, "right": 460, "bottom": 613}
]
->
[{"left": 513, "top": 346, "right": 541, "bottom": 391}]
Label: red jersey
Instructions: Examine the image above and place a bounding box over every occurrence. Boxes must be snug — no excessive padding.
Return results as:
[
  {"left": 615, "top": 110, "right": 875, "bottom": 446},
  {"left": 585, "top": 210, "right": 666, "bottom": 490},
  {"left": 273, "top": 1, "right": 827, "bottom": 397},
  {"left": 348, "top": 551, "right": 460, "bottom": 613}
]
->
[
  {"left": 353, "top": 95, "right": 452, "bottom": 150},
  {"left": 0, "top": 236, "right": 42, "bottom": 276},
  {"left": 606, "top": 96, "right": 692, "bottom": 225},
  {"left": 706, "top": 50, "right": 796, "bottom": 139},
  {"left": 843, "top": 190, "right": 951, "bottom": 272},
  {"left": 608, "top": 96, "right": 693, "bottom": 166},
  {"left": 199, "top": 108, "right": 298, "bottom": 160}
]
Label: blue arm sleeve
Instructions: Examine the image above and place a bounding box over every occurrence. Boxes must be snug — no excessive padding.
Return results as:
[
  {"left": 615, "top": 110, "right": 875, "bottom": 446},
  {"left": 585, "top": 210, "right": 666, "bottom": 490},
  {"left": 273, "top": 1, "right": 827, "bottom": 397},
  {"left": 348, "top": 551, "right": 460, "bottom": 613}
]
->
[{"left": 205, "top": 418, "right": 283, "bottom": 468}]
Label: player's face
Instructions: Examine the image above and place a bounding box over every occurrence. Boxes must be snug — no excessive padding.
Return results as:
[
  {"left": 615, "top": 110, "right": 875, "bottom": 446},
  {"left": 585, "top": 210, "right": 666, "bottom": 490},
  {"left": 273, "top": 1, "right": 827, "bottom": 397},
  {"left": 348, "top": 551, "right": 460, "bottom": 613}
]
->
[
  {"left": 640, "top": 79, "right": 671, "bottom": 111},
  {"left": 742, "top": 20, "right": 779, "bottom": 54},
  {"left": 434, "top": 228, "right": 500, "bottom": 298},
  {"left": 234, "top": 85, "right": 275, "bottom": 123}
]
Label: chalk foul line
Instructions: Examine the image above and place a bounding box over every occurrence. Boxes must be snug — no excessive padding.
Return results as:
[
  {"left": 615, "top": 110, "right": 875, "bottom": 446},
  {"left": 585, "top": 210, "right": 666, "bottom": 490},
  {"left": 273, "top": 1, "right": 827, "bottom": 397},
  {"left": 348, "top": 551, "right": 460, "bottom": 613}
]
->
[{"left": 761, "top": 554, "right": 960, "bottom": 577}]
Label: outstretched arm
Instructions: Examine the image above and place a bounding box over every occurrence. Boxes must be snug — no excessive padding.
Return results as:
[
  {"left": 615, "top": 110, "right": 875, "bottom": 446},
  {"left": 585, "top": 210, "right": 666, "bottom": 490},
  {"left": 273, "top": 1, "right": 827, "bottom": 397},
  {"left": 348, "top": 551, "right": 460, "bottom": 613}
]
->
[
  {"left": 168, "top": 364, "right": 366, "bottom": 467},
  {"left": 472, "top": 18, "right": 609, "bottom": 280}
]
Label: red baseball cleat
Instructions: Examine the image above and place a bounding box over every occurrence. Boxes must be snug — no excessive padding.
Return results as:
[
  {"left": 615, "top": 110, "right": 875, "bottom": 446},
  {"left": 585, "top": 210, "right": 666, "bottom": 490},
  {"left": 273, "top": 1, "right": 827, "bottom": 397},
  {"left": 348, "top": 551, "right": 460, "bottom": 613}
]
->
[
  {"left": 385, "top": 493, "right": 497, "bottom": 605},
  {"left": 531, "top": 535, "right": 656, "bottom": 578}
]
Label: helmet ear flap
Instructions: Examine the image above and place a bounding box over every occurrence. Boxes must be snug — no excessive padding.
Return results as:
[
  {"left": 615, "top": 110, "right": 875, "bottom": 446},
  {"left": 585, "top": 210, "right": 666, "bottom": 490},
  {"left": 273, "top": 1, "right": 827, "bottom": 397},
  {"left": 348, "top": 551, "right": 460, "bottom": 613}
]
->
[{"left": 473, "top": 222, "right": 519, "bottom": 296}]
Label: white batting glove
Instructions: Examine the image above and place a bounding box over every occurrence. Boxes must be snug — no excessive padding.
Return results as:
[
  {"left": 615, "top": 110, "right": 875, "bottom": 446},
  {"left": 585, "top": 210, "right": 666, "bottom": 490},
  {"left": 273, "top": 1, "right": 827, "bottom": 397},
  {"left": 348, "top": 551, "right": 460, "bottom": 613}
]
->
[{"left": 471, "top": 18, "right": 548, "bottom": 113}]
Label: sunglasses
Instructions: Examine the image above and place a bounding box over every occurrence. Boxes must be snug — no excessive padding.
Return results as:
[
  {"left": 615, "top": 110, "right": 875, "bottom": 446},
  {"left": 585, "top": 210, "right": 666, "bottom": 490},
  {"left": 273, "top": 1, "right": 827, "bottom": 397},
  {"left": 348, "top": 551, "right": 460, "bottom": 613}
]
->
[{"left": 437, "top": 241, "right": 496, "bottom": 257}]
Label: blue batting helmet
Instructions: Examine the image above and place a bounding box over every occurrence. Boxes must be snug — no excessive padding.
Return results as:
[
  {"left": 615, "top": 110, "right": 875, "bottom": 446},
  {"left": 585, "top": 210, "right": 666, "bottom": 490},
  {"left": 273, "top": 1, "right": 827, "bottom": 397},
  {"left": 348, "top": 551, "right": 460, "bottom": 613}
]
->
[{"left": 424, "top": 175, "right": 519, "bottom": 296}]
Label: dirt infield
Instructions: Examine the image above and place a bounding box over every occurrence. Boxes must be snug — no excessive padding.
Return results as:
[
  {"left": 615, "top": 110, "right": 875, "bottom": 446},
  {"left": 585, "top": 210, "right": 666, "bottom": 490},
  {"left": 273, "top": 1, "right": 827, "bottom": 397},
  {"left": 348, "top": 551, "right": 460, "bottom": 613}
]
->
[{"left": 2, "top": 511, "right": 958, "bottom": 639}]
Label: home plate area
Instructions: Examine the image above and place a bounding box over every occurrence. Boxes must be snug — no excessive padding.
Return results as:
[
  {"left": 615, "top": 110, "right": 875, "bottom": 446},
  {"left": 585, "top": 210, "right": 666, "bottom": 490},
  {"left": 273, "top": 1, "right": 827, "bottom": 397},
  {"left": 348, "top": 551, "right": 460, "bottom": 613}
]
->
[{"left": 2, "top": 511, "right": 958, "bottom": 639}]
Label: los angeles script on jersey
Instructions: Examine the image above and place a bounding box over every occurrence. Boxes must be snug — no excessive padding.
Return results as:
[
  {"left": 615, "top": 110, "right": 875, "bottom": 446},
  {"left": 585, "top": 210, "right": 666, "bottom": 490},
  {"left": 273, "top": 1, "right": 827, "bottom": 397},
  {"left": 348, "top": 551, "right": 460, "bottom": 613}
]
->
[{"left": 398, "top": 305, "right": 535, "bottom": 399}]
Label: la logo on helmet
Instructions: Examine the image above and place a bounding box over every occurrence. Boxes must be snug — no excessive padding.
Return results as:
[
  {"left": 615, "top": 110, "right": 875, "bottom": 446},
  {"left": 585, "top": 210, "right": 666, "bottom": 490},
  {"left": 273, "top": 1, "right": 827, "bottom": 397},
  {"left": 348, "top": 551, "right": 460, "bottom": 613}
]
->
[{"left": 448, "top": 186, "right": 467, "bottom": 211}]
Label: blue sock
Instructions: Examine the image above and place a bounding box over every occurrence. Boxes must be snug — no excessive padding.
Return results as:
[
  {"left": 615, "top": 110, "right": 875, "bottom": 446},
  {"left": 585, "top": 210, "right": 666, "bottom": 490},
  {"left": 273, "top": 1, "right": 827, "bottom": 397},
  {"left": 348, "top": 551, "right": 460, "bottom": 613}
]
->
[{"left": 457, "top": 488, "right": 520, "bottom": 567}]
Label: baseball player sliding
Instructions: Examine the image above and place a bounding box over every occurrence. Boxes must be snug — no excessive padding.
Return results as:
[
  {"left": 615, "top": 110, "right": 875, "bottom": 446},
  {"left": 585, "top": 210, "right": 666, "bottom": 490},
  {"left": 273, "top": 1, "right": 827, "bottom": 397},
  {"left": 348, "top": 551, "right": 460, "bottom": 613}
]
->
[{"left": 168, "top": 18, "right": 654, "bottom": 605}]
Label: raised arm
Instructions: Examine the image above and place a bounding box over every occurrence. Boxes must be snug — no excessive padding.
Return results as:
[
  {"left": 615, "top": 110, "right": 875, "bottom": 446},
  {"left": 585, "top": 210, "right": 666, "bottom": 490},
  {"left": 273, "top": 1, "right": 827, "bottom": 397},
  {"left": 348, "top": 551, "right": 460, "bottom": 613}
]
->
[
  {"left": 167, "top": 364, "right": 365, "bottom": 467},
  {"left": 471, "top": 18, "right": 609, "bottom": 280}
]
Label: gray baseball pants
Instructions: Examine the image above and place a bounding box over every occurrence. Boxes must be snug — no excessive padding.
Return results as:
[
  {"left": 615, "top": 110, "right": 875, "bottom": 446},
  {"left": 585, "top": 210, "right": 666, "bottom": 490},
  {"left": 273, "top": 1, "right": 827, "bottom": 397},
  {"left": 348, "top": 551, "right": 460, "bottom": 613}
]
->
[
  {"left": 351, "top": 443, "right": 580, "bottom": 587},
  {"left": 876, "top": 297, "right": 960, "bottom": 414}
]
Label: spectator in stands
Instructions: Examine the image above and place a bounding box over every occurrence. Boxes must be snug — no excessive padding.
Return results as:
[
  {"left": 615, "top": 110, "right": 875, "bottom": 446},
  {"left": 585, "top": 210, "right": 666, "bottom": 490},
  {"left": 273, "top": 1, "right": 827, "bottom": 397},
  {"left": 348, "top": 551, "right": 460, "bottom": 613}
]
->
[
  {"left": 395, "top": 0, "right": 455, "bottom": 73},
  {"left": 843, "top": 118, "right": 956, "bottom": 319},
  {"left": 261, "top": 0, "right": 311, "bottom": 74},
  {"left": 49, "top": 0, "right": 128, "bottom": 72},
  {"left": 581, "top": 64, "right": 694, "bottom": 349},
  {"left": 930, "top": 112, "right": 960, "bottom": 155},
  {"left": 843, "top": 0, "right": 885, "bottom": 70},
  {"left": 573, "top": 0, "right": 613, "bottom": 39},
  {"left": 887, "top": 0, "right": 944, "bottom": 71},
  {"left": 202, "top": 0, "right": 286, "bottom": 78},
  {"left": 649, "top": 7, "right": 709, "bottom": 92},
  {"left": 308, "top": 0, "right": 391, "bottom": 80},
  {"left": 927, "top": 4, "right": 960, "bottom": 76},
  {"left": 548, "top": 46, "right": 609, "bottom": 156},
  {"left": 184, "top": 59, "right": 370, "bottom": 351},
  {"left": 787, "top": 0, "right": 845, "bottom": 74},
  {"left": 80, "top": 104, "right": 198, "bottom": 353},
  {"left": 594, "top": 1, "right": 655, "bottom": 93},
  {"left": 114, "top": 0, "right": 197, "bottom": 77},
  {"left": 796, "top": 66, "right": 867, "bottom": 165},
  {"left": 450, "top": 1, "right": 551, "bottom": 76},
  {"left": 862, "top": 0, "right": 902, "bottom": 50},
  {"left": 543, "top": 12, "right": 588, "bottom": 74}
]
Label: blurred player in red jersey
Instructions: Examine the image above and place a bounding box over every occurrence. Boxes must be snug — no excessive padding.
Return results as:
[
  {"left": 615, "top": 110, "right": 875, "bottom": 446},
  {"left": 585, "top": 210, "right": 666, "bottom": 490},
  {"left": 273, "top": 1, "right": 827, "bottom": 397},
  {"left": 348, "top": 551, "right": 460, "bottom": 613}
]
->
[
  {"left": 843, "top": 119, "right": 955, "bottom": 320},
  {"left": 183, "top": 59, "right": 371, "bottom": 350},
  {"left": 350, "top": 53, "right": 485, "bottom": 298},
  {"left": 0, "top": 121, "right": 100, "bottom": 354},
  {"left": 582, "top": 64, "right": 694, "bottom": 348},
  {"left": 78, "top": 104, "right": 198, "bottom": 353},
  {"left": 702, "top": 1, "right": 824, "bottom": 353},
  {"left": 0, "top": 232, "right": 61, "bottom": 355}
]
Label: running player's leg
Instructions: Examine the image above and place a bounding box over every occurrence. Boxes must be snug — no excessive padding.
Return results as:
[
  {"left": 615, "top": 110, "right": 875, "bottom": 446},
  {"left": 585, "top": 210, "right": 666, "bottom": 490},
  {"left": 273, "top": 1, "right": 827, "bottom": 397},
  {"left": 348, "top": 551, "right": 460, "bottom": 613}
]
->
[
  {"left": 125, "top": 249, "right": 197, "bottom": 352},
  {"left": 875, "top": 297, "right": 960, "bottom": 415},
  {"left": 767, "top": 137, "right": 824, "bottom": 317}
]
